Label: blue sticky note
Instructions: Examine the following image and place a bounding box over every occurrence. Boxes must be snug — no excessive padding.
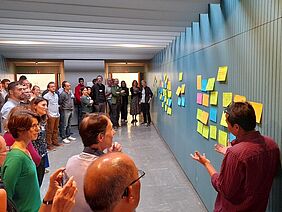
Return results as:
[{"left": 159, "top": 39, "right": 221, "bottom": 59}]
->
[
  {"left": 178, "top": 97, "right": 182, "bottom": 106},
  {"left": 202, "top": 79, "right": 208, "bottom": 92},
  {"left": 209, "top": 108, "right": 217, "bottom": 122},
  {"left": 168, "top": 99, "right": 172, "bottom": 107},
  {"left": 229, "top": 133, "right": 236, "bottom": 142},
  {"left": 159, "top": 88, "right": 163, "bottom": 94},
  {"left": 181, "top": 96, "right": 185, "bottom": 107},
  {"left": 161, "top": 96, "right": 164, "bottom": 101},
  {"left": 164, "top": 83, "right": 167, "bottom": 89}
]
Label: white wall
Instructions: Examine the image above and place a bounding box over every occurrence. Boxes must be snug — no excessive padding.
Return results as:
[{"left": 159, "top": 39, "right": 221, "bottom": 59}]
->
[{"left": 63, "top": 60, "right": 105, "bottom": 125}]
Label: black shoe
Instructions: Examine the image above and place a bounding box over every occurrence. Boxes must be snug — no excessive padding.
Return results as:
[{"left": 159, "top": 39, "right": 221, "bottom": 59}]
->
[
  {"left": 146, "top": 123, "right": 151, "bottom": 127},
  {"left": 134, "top": 119, "right": 138, "bottom": 123}
]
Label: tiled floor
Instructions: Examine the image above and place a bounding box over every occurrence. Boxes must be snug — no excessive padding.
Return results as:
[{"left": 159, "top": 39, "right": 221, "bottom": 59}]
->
[{"left": 41, "top": 120, "right": 207, "bottom": 212}]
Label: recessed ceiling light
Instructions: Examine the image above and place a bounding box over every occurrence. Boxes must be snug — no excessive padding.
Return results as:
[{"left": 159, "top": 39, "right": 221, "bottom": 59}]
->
[
  {"left": 0, "top": 41, "right": 48, "bottom": 45},
  {"left": 114, "top": 44, "right": 154, "bottom": 48}
]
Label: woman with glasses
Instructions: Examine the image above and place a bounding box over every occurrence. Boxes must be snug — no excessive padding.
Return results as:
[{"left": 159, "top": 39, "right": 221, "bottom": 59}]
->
[
  {"left": 1, "top": 109, "right": 42, "bottom": 211},
  {"left": 31, "top": 97, "right": 50, "bottom": 187}
]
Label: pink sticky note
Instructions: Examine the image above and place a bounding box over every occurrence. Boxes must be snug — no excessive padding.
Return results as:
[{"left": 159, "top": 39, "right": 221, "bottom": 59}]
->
[{"left": 197, "top": 93, "right": 203, "bottom": 104}]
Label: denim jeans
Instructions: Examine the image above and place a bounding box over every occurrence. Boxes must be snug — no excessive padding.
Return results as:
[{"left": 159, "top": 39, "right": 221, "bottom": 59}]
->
[{"left": 61, "top": 109, "right": 73, "bottom": 139}]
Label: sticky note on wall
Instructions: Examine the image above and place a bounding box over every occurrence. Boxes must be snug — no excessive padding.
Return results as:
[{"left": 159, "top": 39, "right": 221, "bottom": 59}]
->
[
  {"left": 197, "top": 121, "right": 204, "bottom": 134},
  {"left": 234, "top": 95, "right": 246, "bottom": 103},
  {"left": 202, "top": 79, "right": 208, "bottom": 92},
  {"left": 202, "top": 94, "right": 209, "bottom": 107},
  {"left": 206, "top": 78, "right": 215, "bottom": 91},
  {"left": 209, "top": 91, "right": 218, "bottom": 106},
  {"left": 218, "top": 130, "right": 228, "bottom": 146},
  {"left": 197, "top": 93, "right": 203, "bottom": 104},
  {"left": 202, "top": 125, "right": 209, "bottom": 139},
  {"left": 217, "top": 66, "right": 228, "bottom": 82},
  {"left": 223, "top": 92, "right": 232, "bottom": 107},
  {"left": 209, "top": 108, "right": 217, "bottom": 123},
  {"left": 220, "top": 111, "right": 228, "bottom": 127},
  {"left": 249, "top": 101, "right": 263, "bottom": 123},
  {"left": 210, "top": 125, "right": 217, "bottom": 140},
  {"left": 179, "top": 72, "right": 183, "bottom": 81},
  {"left": 197, "top": 75, "right": 202, "bottom": 90}
]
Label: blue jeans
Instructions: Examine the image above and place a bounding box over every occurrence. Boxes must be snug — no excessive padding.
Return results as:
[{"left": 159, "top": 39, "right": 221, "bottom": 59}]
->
[{"left": 61, "top": 109, "right": 73, "bottom": 139}]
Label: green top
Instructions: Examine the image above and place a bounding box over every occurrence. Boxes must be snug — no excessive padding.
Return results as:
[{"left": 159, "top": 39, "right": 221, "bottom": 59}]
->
[
  {"left": 80, "top": 95, "right": 93, "bottom": 113},
  {"left": 111, "top": 85, "right": 126, "bottom": 104},
  {"left": 1, "top": 148, "right": 41, "bottom": 212}
]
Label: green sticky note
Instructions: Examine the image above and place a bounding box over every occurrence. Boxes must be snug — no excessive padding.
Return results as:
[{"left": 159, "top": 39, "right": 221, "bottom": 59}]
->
[
  {"left": 218, "top": 130, "right": 228, "bottom": 146},
  {"left": 197, "top": 121, "right": 203, "bottom": 134},
  {"left": 202, "top": 125, "right": 209, "bottom": 139},
  {"left": 210, "top": 91, "right": 218, "bottom": 105},
  {"left": 210, "top": 125, "right": 217, "bottom": 140},
  {"left": 206, "top": 78, "right": 215, "bottom": 91},
  {"left": 179, "top": 72, "right": 183, "bottom": 81}
]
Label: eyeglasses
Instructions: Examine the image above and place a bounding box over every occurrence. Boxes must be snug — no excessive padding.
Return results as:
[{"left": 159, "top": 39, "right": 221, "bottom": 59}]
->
[
  {"left": 122, "top": 169, "right": 145, "bottom": 197},
  {"left": 31, "top": 123, "right": 40, "bottom": 130}
]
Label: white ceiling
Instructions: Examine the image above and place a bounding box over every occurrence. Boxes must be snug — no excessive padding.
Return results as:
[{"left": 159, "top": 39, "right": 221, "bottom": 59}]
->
[{"left": 0, "top": 0, "right": 220, "bottom": 60}]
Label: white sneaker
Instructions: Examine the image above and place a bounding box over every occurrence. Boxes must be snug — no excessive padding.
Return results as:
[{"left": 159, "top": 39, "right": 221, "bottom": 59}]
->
[
  {"left": 63, "top": 138, "right": 71, "bottom": 144},
  {"left": 68, "top": 136, "right": 76, "bottom": 141}
]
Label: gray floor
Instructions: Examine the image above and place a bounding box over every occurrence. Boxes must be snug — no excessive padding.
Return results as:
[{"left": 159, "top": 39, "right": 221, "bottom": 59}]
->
[{"left": 41, "top": 120, "right": 207, "bottom": 212}]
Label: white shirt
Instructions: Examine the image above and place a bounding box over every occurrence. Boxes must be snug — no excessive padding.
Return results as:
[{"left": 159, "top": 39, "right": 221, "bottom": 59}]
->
[{"left": 141, "top": 88, "right": 145, "bottom": 103}]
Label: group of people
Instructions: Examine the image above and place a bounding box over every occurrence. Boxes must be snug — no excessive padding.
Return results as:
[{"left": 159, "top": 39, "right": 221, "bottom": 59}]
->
[
  {"left": 0, "top": 75, "right": 281, "bottom": 212},
  {"left": 74, "top": 76, "right": 153, "bottom": 129},
  {"left": 0, "top": 106, "right": 142, "bottom": 212}
]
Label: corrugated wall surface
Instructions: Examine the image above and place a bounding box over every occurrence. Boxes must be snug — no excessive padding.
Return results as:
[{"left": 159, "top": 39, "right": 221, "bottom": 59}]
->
[{"left": 148, "top": 0, "right": 282, "bottom": 211}]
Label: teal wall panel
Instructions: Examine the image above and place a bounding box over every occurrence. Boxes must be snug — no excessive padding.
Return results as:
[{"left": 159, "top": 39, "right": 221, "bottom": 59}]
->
[{"left": 148, "top": 0, "right": 282, "bottom": 211}]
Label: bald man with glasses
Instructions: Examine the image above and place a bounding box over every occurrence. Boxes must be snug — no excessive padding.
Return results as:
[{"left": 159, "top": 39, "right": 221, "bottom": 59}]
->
[{"left": 84, "top": 152, "right": 144, "bottom": 212}]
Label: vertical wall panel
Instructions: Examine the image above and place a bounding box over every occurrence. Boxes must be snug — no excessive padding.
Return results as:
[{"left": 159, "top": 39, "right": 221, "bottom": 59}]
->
[{"left": 148, "top": 0, "right": 282, "bottom": 211}]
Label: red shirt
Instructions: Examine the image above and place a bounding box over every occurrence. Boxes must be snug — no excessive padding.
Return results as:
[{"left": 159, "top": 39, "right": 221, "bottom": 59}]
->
[
  {"left": 74, "top": 84, "right": 84, "bottom": 104},
  {"left": 211, "top": 131, "right": 280, "bottom": 212}
]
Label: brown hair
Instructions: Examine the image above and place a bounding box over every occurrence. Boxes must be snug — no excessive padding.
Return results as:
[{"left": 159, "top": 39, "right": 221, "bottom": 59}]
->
[
  {"left": 79, "top": 113, "right": 109, "bottom": 147},
  {"left": 7, "top": 109, "right": 40, "bottom": 139}
]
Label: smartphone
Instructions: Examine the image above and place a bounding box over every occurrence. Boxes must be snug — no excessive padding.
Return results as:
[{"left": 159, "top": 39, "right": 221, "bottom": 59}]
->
[{"left": 60, "top": 170, "right": 70, "bottom": 187}]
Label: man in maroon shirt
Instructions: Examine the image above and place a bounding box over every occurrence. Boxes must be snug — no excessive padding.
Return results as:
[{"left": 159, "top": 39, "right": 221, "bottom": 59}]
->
[
  {"left": 74, "top": 77, "right": 84, "bottom": 126},
  {"left": 192, "top": 102, "right": 280, "bottom": 212}
]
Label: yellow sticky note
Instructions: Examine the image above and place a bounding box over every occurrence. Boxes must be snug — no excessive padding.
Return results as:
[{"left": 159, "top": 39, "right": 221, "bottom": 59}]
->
[
  {"left": 162, "top": 89, "right": 167, "bottom": 96},
  {"left": 181, "top": 84, "right": 186, "bottom": 94},
  {"left": 179, "top": 72, "right": 183, "bottom": 81},
  {"left": 159, "top": 94, "right": 163, "bottom": 100},
  {"left": 223, "top": 92, "right": 232, "bottom": 107},
  {"left": 249, "top": 101, "right": 263, "bottom": 123},
  {"left": 202, "top": 125, "right": 209, "bottom": 139},
  {"left": 196, "top": 109, "right": 202, "bottom": 120},
  {"left": 210, "top": 125, "right": 217, "bottom": 140},
  {"left": 167, "top": 107, "right": 172, "bottom": 115},
  {"left": 166, "top": 99, "right": 169, "bottom": 105},
  {"left": 164, "top": 74, "right": 167, "bottom": 81},
  {"left": 197, "top": 75, "right": 202, "bottom": 90},
  {"left": 218, "top": 130, "right": 228, "bottom": 147},
  {"left": 165, "top": 104, "right": 168, "bottom": 111},
  {"left": 234, "top": 95, "right": 246, "bottom": 103},
  {"left": 176, "top": 86, "right": 181, "bottom": 96},
  {"left": 220, "top": 111, "right": 228, "bottom": 127},
  {"left": 197, "top": 121, "right": 204, "bottom": 134},
  {"left": 217, "top": 66, "right": 228, "bottom": 82},
  {"left": 168, "top": 90, "right": 172, "bottom": 98},
  {"left": 161, "top": 102, "right": 164, "bottom": 108},
  {"left": 202, "top": 94, "right": 209, "bottom": 107},
  {"left": 167, "top": 81, "right": 171, "bottom": 90},
  {"left": 210, "top": 91, "right": 218, "bottom": 105},
  {"left": 201, "top": 110, "right": 209, "bottom": 125},
  {"left": 164, "top": 96, "right": 167, "bottom": 103},
  {"left": 206, "top": 78, "right": 215, "bottom": 91}
]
